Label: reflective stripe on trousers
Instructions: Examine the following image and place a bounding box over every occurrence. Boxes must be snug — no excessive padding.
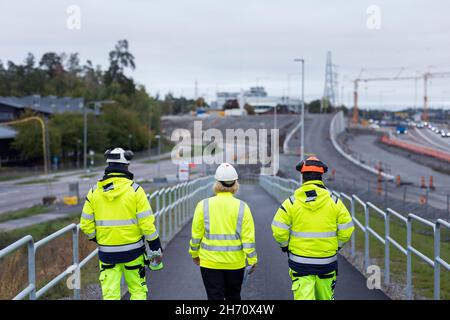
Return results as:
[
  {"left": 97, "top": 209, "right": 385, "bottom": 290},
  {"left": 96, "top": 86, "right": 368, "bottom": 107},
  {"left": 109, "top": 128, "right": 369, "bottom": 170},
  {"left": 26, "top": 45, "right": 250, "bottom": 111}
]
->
[
  {"left": 288, "top": 253, "right": 337, "bottom": 265},
  {"left": 98, "top": 239, "right": 144, "bottom": 253}
]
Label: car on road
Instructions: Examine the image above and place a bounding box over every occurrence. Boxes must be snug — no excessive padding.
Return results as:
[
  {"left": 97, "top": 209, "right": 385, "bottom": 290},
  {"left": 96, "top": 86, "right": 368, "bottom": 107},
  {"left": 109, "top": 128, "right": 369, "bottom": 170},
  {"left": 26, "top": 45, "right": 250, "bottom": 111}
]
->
[
  {"left": 396, "top": 125, "right": 408, "bottom": 134},
  {"left": 416, "top": 122, "right": 425, "bottom": 129},
  {"left": 441, "top": 131, "right": 450, "bottom": 138}
]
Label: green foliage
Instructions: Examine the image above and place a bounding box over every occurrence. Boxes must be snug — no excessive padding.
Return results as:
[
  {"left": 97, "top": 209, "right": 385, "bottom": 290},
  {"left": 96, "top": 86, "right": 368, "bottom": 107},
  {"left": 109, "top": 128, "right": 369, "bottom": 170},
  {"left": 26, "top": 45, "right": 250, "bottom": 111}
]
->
[
  {"left": 307, "top": 99, "right": 335, "bottom": 114},
  {"left": 244, "top": 103, "right": 255, "bottom": 115},
  {"left": 1, "top": 40, "right": 162, "bottom": 164},
  {"left": 159, "top": 92, "right": 197, "bottom": 115}
]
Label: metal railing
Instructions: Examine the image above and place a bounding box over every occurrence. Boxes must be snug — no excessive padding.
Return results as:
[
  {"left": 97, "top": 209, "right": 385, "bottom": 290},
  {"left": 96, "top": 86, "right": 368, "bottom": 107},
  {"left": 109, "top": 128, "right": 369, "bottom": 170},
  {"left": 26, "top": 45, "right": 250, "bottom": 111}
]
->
[
  {"left": 260, "top": 174, "right": 450, "bottom": 300},
  {"left": 0, "top": 176, "right": 214, "bottom": 300}
]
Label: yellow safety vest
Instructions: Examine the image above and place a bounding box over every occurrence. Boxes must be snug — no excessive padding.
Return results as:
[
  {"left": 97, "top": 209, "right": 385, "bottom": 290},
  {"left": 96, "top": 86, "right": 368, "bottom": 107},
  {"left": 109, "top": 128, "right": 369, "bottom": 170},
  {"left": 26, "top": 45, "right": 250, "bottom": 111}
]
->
[
  {"left": 272, "top": 180, "right": 354, "bottom": 266},
  {"left": 80, "top": 175, "right": 158, "bottom": 255},
  {"left": 189, "top": 192, "right": 257, "bottom": 270}
]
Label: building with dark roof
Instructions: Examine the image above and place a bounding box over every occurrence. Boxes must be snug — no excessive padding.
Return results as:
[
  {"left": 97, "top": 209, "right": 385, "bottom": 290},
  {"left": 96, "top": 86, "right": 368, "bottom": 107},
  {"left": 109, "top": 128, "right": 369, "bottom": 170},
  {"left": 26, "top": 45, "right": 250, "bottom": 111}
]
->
[{"left": 0, "top": 95, "right": 85, "bottom": 122}]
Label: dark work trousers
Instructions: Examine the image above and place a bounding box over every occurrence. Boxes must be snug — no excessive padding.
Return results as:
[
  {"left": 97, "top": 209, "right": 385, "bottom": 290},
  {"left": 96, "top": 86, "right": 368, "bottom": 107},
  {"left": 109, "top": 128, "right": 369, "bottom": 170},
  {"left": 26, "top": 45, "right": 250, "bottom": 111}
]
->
[{"left": 200, "top": 267, "right": 245, "bottom": 300}]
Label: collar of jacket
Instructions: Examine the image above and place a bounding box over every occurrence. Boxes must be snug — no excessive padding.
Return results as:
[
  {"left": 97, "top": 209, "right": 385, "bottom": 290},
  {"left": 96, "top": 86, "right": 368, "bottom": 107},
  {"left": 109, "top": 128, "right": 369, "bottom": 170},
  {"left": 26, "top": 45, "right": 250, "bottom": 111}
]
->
[
  {"left": 102, "top": 170, "right": 134, "bottom": 181},
  {"left": 301, "top": 180, "right": 325, "bottom": 188},
  {"left": 103, "top": 163, "right": 134, "bottom": 180},
  {"left": 216, "top": 192, "right": 234, "bottom": 197}
]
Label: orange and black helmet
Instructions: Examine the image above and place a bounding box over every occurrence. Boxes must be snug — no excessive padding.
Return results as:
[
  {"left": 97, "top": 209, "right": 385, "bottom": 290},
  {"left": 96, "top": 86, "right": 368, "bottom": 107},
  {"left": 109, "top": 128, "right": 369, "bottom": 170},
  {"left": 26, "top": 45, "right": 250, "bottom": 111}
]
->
[{"left": 296, "top": 156, "right": 328, "bottom": 174}]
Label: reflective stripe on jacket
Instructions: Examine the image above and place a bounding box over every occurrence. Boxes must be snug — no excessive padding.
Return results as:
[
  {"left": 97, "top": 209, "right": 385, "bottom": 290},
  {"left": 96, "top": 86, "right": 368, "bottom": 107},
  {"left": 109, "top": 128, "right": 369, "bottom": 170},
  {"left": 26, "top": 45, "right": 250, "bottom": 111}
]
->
[
  {"left": 271, "top": 180, "right": 354, "bottom": 274},
  {"left": 80, "top": 175, "right": 159, "bottom": 263},
  {"left": 189, "top": 192, "right": 257, "bottom": 270}
]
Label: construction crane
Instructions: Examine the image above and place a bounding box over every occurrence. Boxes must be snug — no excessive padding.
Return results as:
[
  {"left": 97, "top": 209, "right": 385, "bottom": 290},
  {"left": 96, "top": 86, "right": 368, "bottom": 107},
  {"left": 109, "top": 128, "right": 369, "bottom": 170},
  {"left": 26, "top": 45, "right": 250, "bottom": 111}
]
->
[
  {"left": 422, "top": 71, "right": 450, "bottom": 121},
  {"left": 351, "top": 70, "right": 450, "bottom": 124}
]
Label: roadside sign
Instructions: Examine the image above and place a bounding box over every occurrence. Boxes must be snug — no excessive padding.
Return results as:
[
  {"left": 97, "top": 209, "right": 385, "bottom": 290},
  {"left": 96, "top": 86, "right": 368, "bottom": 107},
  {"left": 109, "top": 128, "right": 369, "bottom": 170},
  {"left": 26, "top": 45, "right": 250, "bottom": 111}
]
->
[{"left": 178, "top": 162, "right": 190, "bottom": 181}]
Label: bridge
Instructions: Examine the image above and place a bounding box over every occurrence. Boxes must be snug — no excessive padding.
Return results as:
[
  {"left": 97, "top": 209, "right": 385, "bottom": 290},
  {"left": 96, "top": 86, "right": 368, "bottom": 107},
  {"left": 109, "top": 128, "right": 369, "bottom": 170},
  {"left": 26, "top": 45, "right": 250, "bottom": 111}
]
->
[{"left": 1, "top": 173, "right": 448, "bottom": 300}]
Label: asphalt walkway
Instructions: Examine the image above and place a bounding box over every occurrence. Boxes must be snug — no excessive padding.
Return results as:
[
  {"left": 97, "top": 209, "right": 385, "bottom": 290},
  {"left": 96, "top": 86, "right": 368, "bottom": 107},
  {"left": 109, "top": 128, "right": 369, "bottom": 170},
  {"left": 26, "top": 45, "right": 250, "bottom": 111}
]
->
[{"left": 141, "top": 184, "right": 389, "bottom": 300}]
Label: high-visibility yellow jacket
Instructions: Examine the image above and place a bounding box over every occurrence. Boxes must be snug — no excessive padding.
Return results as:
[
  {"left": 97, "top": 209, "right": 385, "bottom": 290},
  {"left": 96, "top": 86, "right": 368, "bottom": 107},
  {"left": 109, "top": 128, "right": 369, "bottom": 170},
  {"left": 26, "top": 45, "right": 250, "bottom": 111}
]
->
[
  {"left": 189, "top": 192, "right": 257, "bottom": 270},
  {"left": 80, "top": 173, "right": 159, "bottom": 263},
  {"left": 271, "top": 180, "right": 354, "bottom": 274}
]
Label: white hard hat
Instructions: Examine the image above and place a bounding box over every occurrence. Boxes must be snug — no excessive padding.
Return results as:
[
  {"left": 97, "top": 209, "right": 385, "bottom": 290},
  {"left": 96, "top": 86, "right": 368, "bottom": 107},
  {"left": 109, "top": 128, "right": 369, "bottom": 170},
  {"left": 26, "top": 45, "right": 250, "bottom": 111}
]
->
[
  {"left": 215, "top": 163, "right": 238, "bottom": 182},
  {"left": 104, "top": 148, "right": 134, "bottom": 165}
]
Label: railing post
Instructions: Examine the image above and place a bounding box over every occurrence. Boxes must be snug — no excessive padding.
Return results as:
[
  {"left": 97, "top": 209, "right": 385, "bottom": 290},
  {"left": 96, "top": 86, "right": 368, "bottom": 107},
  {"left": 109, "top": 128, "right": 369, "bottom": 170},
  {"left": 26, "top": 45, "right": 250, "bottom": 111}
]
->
[
  {"left": 162, "top": 190, "right": 166, "bottom": 243},
  {"left": 434, "top": 222, "right": 440, "bottom": 300},
  {"left": 169, "top": 189, "right": 173, "bottom": 240},
  {"left": 72, "top": 226, "right": 80, "bottom": 300},
  {"left": 174, "top": 186, "right": 178, "bottom": 229},
  {"left": 406, "top": 215, "right": 412, "bottom": 300},
  {"left": 384, "top": 211, "right": 390, "bottom": 286},
  {"left": 28, "top": 240, "right": 36, "bottom": 300},
  {"left": 181, "top": 184, "right": 185, "bottom": 225},
  {"left": 364, "top": 203, "right": 369, "bottom": 271}
]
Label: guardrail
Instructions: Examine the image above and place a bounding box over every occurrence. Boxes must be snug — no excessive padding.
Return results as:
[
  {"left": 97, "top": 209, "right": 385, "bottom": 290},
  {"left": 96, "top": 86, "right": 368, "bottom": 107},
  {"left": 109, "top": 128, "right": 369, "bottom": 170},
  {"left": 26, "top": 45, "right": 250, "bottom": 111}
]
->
[
  {"left": 329, "top": 111, "right": 395, "bottom": 181},
  {"left": 283, "top": 121, "right": 302, "bottom": 155},
  {"left": 260, "top": 174, "right": 450, "bottom": 300},
  {"left": 0, "top": 176, "right": 214, "bottom": 300}
]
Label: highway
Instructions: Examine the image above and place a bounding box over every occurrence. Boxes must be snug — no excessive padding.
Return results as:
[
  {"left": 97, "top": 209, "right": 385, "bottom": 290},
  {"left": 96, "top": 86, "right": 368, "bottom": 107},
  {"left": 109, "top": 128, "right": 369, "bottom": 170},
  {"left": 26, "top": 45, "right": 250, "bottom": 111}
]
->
[
  {"left": 410, "top": 127, "right": 450, "bottom": 152},
  {"left": 279, "top": 113, "right": 450, "bottom": 215},
  {"left": 350, "top": 134, "right": 450, "bottom": 187},
  {"left": 128, "top": 184, "right": 389, "bottom": 300}
]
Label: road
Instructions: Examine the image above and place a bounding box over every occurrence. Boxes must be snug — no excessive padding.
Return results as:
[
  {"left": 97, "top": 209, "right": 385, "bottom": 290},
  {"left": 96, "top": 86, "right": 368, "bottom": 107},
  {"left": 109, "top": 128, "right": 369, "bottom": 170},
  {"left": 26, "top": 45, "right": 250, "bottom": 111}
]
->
[
  {"left": 410, "top": 127, "right": 450, "bottom": 152},
  {"left": 351, "top": 135, "right": 450, "bottom": 187},
  {"left": 0, "top": 157, "right": 177, "bottom": 215},
  {"left": 0, "top": 114, "right": 297, "bottom": 216},
  {"left": 138, "top": 184, "right": 388, "bottom": 300},
  {"left": 279, "top": 113, "right": 450, "bottom": 215}
]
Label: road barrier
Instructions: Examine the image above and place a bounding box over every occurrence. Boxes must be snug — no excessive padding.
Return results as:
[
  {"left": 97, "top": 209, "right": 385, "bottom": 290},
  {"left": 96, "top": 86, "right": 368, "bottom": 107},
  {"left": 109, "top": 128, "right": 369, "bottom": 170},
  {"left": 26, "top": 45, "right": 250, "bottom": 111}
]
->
[
  {"left": 283, "top": 121, "right": 302, "bottom": 155},
  {"left": 0, "top": 176, "right": 214, "bottom": 300},
  {"left": 380, "top": 135, "right": 450, "bottom": 163},
  {"left": 260, "top": 174, "right": 450, "bottom": 300},
  {"left": 329, "top": 112, "right": 395, "bottom": 181}
]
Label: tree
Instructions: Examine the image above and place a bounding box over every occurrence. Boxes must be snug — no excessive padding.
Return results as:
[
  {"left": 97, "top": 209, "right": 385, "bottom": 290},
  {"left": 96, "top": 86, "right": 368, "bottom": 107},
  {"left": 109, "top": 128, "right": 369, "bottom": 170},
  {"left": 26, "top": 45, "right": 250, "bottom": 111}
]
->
[
  {"left": 104, "top": 40, "right": 136, "bottom": 95},
  {"left": 102, "top": 104, "right": 147, "bottom": 150},
  {"left": 244, "top": 103, "right": 255, "bottom": 115},
  {"left": 0, "top": 40, "right": 162, "bottom": 165},
  {"left": 10, "top": 110, "right": 60, "bottom": 162},
  {"left": 39, "top": 52, "right": 64, "bottom": 78}
]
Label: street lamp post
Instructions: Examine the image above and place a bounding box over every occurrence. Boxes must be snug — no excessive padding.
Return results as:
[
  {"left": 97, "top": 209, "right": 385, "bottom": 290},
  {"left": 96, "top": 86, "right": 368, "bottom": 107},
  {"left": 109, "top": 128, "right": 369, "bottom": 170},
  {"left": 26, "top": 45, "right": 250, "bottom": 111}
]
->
[
  {"left": 155, "top": 134, "right": 161, "bottom": 179},
  {"left": 294, "top": 58, "right": 305, "bottom": 183}
]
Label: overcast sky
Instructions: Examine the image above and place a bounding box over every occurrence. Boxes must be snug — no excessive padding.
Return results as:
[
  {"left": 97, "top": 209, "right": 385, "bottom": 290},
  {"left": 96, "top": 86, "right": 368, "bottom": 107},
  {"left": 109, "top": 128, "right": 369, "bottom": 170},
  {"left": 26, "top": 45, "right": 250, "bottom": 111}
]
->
[{"left": 1, "top": 0, "right": 450, "bottom": 109}]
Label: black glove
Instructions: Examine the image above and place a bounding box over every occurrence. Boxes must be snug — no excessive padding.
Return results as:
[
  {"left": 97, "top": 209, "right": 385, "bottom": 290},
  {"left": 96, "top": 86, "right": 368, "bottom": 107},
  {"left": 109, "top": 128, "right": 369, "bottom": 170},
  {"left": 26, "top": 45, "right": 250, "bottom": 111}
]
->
[
  {"left": 89, "top": 237, "right": 97, "bottom": 243},
  {"left": 147, "top": 237, "right": 163, "bottom": 252},
  {"left": 281, "top": 246, "right": 288, "bottom": 253}
]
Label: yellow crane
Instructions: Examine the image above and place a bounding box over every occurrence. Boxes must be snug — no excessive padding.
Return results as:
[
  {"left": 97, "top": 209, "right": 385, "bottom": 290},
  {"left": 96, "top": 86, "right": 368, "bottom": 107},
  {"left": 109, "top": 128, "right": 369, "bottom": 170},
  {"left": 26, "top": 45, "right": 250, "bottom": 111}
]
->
[{"left": 1, "top": 116, "right": 48, "bottom": 176}]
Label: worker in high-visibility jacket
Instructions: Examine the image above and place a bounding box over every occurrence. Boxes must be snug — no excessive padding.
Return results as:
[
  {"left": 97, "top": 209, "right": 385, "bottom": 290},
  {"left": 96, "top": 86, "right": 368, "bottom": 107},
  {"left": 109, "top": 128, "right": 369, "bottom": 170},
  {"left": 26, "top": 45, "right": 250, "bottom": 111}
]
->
[
  {"left": 189, "top": 163, "right": 257, "bottom": 300},
  {"left": 271, "top": 156, "right": 354, "bottom": 300},
  {"left": 80, "top": 147, "right": 163, "bottom": 300}
]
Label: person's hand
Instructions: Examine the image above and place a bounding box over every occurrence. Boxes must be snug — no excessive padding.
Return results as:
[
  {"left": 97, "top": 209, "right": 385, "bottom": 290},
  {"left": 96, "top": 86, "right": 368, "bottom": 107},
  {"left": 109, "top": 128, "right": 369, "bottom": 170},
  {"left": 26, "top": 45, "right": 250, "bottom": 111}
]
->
[
  {"left": 248, "top": 264, "right": 257, "bottom": 274},
  {"left": 193, "top": 257, "right": 200, "bottom": 266}
]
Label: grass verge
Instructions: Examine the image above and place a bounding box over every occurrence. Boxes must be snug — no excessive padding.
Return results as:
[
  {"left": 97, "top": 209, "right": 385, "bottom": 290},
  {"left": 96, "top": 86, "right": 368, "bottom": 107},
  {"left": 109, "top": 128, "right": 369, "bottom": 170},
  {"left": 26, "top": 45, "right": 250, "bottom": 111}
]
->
[
  {"left": 347, "top": 202, "right": 450, "bottom": 299},
  {"left": 0, "top": 213, "right": 99, "bottom": 300},
  {"left": 16, "top": 178, "right": 59, "bottom": 185},
  {"left": 0, "top": 205, "right": 50, "bottom": 223}
]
